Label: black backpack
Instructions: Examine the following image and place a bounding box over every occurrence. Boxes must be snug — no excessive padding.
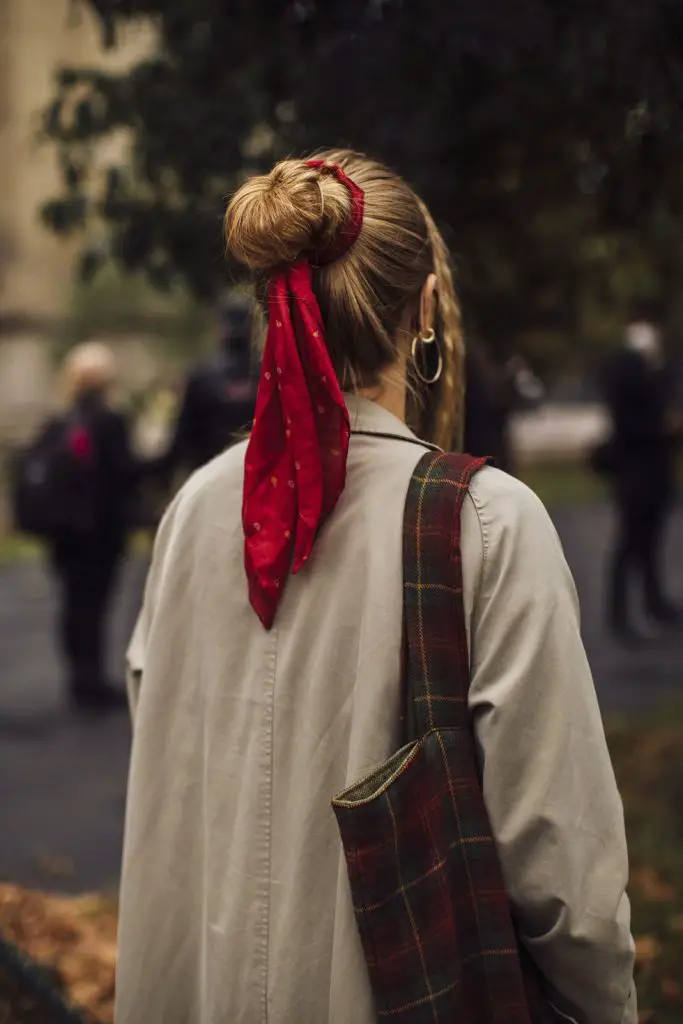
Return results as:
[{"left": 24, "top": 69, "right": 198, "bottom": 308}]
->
[{"left": 11, "top": 413, "right": 98, "bottom": 539}]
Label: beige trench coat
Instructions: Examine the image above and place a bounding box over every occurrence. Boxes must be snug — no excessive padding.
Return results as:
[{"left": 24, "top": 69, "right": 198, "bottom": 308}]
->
[{"left": 116, "top": 396, "right": 636, "bottom": 1024}]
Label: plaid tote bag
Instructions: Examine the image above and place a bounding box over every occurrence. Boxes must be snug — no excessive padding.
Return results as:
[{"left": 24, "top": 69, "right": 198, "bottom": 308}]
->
[{"left": 332, "top": 451, "right": 555, "bottom": 1023}]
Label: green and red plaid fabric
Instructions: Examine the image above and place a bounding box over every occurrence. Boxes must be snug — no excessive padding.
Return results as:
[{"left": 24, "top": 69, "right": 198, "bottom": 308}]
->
[{"left": 333, "top": 451, "right": 554, "bottom": 1023}]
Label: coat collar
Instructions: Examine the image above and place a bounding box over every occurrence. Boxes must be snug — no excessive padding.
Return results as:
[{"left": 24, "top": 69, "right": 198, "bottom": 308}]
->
[{"left": 344, "top": 394, "right": 419, "bottom": 443}]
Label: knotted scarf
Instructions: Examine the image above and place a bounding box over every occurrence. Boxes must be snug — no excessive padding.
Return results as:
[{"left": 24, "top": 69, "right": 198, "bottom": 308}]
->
[{"left": 243, "top": 162, "right": 365, "bottom": 628}]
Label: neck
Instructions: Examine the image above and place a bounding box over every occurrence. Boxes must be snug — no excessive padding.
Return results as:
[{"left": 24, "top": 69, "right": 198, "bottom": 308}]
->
[{"left": 358, "top": 362, "right": 407, "bottom": 423}]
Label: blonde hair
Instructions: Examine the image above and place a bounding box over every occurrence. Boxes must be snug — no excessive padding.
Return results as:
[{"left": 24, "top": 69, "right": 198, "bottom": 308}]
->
[
  {"left": 225, "top": 150, "right": 463, "bottom": 449},
  {"left": 62, "top": 342, "right": 117, "bottom": 402}
]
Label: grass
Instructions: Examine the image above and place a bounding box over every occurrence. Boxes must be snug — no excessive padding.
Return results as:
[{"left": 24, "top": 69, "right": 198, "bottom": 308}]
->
[
  {"left": 0, "top": 535, "right": 43, "bottom": 565},
  {"left": 518, "top": 459, "right": 607, "bottom": 508},
  {"left": 520, "top": 453, "right": 683, "bottom": 510},
  {"left": 0, "top": 532, "right": 152, "bottom": 566}
]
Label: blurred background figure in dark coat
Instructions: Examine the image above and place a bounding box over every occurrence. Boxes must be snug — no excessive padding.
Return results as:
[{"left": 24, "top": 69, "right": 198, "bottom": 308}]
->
[
  {"left": 464, "top": 346, "right": 544, "bottom": 474},
  {"left": 159, "top": 295, "right": 257, "bottom": 479},
  {"left": 601, "top": 321, "right": 682, "bottom": 643},
  {"left": 49, "top": 343, "right": 141, "bottom": 710}
]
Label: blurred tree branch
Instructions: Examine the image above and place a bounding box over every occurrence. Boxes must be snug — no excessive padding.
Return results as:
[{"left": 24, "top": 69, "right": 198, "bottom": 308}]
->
[{"left": 41, "top": 0, "right": 683, "bottom": 361}]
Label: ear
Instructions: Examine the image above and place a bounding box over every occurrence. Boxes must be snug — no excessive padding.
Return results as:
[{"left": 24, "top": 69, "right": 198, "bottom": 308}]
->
[{"left": 419, "top": 273, "right": 438, "bottom": 335}]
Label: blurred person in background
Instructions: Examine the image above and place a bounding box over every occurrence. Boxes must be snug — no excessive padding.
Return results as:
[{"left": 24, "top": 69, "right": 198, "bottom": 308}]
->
[
  {"left": 19, "top": 343, "right": 142, "bottom": 710},
  {"left": 601, "top": 321, "right": 682, "bottom": 643},
  {"left": 464, "top": 346, "right": 544, "bottom": 473},
  {"left": 158, "top": 294, "right": 257, "bottom": 481}
]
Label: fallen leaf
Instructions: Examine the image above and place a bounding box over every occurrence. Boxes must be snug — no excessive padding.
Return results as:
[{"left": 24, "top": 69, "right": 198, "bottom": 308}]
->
[
  {"left": 661, "top": 976, "right": 682, "bottom": 998},
  {"left": 635, "top": 934, "right": 662, "bottom": 964},
  {"left": 0, "top": 883, "right": 118, "bottom": 1023},
  {"left": 630, "top": 867, "right": 676, "bottom": 902}
]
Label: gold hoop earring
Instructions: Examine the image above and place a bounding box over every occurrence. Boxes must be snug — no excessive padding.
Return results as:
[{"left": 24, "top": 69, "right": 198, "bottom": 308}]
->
[{"left": 411, "top": 328, "right": 443, "bottom": 385}]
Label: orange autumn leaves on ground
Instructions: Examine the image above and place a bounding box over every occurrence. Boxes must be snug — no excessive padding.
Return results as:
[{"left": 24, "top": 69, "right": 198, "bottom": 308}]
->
[
  {"left": 3, "top": 869, "right": 682, "bottom": 1024},
  {"left": 0, "top": 884, "right": 116, "bottom": 1023},
  {"left": 631, "top": 869, "right": 683, "bottom": 1019}
]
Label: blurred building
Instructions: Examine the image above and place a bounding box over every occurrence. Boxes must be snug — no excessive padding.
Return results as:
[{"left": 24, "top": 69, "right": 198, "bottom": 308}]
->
[{"left": 0, "top": 0, "right": 153, "bottom": 444}]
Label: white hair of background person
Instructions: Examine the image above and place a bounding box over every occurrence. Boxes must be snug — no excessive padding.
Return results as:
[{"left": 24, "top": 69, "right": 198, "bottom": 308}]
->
[
  {"left": 624, "top": 321, "right": 663, "bottom": 366},
  {"left": 62, "top": 342, "right": 117, "bottom": 403}
]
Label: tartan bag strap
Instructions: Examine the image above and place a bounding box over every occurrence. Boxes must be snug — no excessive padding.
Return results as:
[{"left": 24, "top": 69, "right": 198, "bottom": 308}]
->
[{"left": 403, "top": 450, "right": 490, "bottom": 738}]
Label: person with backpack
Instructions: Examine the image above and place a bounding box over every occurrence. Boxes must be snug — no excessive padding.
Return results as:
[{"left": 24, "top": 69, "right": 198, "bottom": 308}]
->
[
  {"left": 15, "top": 342, "right": 140, "bottom": 710},
  {"left": 116, "top": 154, "right": 636, "bottom": 1023}
]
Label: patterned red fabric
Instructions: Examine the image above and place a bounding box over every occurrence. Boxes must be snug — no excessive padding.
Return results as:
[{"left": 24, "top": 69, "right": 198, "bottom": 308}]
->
[
  {"left": 305, "top": 160, "right": 365, "bottom": 264},
  {"left": 243, "top": 163, "right": 364, "bottom": 629},
  {"left": 333, "top": 452, "right": 555, "bottom": 1022},
  {"left": 67, "top": 425, "right": 93, "bottom": 462}
]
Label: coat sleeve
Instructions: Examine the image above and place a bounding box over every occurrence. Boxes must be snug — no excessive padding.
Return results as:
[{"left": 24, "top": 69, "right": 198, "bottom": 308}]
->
[{"left": 462, "top": 471, "right": 637, "bottom": 1024}]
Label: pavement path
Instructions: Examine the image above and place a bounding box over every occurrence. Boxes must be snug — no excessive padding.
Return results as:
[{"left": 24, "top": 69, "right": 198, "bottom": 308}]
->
[{"left": 0, "top": 504, "right": 682, "bottom": 893}]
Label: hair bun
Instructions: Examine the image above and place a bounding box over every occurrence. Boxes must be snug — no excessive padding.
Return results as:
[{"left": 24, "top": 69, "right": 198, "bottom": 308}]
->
[{"left": 225, "top": 159, "right": 351, "bottom": 271}]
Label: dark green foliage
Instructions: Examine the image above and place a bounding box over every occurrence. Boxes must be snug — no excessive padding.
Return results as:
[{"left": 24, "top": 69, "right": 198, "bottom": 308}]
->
[{"left": 42, "top": 1, "right": 683, "bottom": 357}]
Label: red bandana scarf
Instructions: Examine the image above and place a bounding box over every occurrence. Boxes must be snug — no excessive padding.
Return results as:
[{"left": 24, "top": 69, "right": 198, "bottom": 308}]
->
[{"left": 243, "top": 162, "right": 365, "bottom": 628}]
